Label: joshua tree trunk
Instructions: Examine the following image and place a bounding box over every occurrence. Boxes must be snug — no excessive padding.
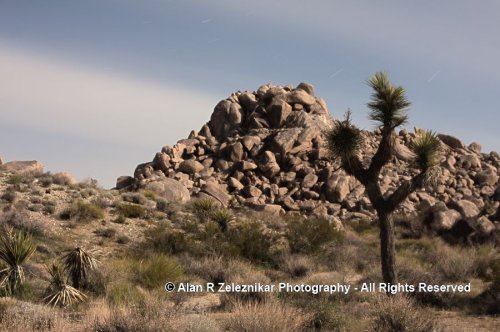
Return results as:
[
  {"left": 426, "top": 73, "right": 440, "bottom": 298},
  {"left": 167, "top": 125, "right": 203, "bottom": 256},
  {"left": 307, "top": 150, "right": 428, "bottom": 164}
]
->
[{"left": 377, "top": 210, "right": 397, "bottom": 286}]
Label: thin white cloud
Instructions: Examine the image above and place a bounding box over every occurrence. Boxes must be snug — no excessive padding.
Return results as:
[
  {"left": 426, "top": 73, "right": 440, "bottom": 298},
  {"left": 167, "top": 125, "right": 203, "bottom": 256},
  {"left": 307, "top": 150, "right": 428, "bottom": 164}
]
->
[{"left": 0, "top": 45, "right": 218, "bottom": 149}]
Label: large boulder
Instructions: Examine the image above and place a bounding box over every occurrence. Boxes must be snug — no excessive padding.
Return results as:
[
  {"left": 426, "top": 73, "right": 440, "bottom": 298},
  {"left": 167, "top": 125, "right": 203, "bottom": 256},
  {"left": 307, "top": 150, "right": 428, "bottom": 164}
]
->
[
  {"left": 438, "top": 134, "right": 465, "bottom": 149},
  {"left": 178, "top": 159, "right": 204, "bottom": 175},
  {"left": 453, "top": 199, "right": 480, "bottom": 219},
  {"left": 143, "top": 178, "right": 190, "bottom": 203},
  {"left": 323, "top": 174, "right": 351, "bottom": 203},
  {"left": 200, "top": 181, "right": 231, "bottom": 206}
]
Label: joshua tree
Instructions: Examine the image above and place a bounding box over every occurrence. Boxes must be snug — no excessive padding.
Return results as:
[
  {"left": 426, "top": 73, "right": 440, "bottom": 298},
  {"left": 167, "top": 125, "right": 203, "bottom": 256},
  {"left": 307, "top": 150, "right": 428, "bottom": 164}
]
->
[
  {"left": 326, "top": 72, "right": 441, "bottom": 286},
  {"left": 44, "top": 263, "right": 86, "bottom": 307},
  {"left": 0, "top": 228, "right": 36, "bottom": 295},
  {"left": 61, "top": 247, "right": 98, "bottom": 289}
]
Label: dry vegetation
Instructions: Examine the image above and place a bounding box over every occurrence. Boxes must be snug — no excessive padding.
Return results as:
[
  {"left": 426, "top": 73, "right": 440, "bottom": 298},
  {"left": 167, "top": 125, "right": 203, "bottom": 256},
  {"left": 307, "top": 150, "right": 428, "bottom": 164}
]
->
[{"left": 0, "top": 171, "right": 498, "bottom": 331}]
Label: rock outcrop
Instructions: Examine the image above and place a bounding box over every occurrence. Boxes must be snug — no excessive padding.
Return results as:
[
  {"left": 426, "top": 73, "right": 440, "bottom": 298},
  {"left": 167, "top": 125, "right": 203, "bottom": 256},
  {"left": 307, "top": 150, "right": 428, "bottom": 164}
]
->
[
  {"left": 0, "top": 160, "right": 44, "bottom": 175},
  {"left": 120, "top": 82, "right": 500, "bottom": 243}
]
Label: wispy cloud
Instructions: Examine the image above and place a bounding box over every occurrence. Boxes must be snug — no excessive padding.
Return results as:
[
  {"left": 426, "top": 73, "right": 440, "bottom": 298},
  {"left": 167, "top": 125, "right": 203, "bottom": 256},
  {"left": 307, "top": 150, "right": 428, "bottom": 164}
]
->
[{"left": 0, "top": 45, "right": 218, "bottom": 149}]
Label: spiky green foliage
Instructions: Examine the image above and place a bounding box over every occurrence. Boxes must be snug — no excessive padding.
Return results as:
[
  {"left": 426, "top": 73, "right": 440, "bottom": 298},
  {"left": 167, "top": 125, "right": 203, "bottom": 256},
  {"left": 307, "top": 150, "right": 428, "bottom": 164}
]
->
[
  {"left": 0, "top": 229, "right": 36, "bottom": 294},
  {"left": 44, "top": 263, "right": 87, "bottom": 307},
  {"left": 326, "top": 111, "right": 363, "bottom": 163},
  {"left": 61, "top": 247, "right": 98, "bottom": 289},
  {"left": 211, "top": 208, "right": 235, "bottom": 231},
  {"left": 410, "top": 130, "right": 441, "bottom": 171},
  {"left": 190, "top": 198, "right": 217, "bottom": 221},
  {"left": 367, "top": 71, "right": 410, "bottom": 129}
]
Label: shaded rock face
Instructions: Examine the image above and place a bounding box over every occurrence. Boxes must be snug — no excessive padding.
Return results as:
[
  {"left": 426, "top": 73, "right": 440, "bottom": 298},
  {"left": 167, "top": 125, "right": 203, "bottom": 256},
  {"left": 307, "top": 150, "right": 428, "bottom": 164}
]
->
[{"left": 121, "top": 82, "right": 500, "bottom": 243}]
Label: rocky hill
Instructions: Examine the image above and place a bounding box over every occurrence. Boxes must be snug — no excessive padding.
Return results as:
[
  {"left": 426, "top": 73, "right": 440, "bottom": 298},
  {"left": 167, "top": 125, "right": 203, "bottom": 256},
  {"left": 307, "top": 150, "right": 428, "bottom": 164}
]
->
[{"left": 120, "top": 83, "right": 499, "bottom": 244}]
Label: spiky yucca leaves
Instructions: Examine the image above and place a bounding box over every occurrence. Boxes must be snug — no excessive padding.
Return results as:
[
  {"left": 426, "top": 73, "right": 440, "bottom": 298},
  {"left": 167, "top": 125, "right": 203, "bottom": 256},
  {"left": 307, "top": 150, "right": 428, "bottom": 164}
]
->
[
  {"left": 191, "top": 198, "right": 217, "bottom": 221},
  {"left": 44, "top": 263, "right": 86, "bottom": 307},
  {"left": 410, "top": 130, "right": 441, "bottom": 171},
  {"left": 367, "top": 71, "right": 410, "bottom": 129},
  {"left": 62, "top": 247, "right": 98, "bottom": 289},
  {"left": 211, "top": 208, "right": 235, "bottom": 232},
  {"left": 0, "top": 228, "right": 36, "bottom": 294},
  {"left": 326, "top": 110, "right": 363, "bottom": 165}
]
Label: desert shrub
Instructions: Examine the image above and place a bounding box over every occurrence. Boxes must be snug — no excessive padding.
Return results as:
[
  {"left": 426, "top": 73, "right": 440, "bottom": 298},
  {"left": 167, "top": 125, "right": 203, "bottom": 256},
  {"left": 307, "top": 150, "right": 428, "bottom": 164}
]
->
[
  {"left": 91, "top": 195, "right": 111, "bottom": 209},
  {"left": 226, "top": 220, "right": 273, "bottom": 264},
  {"left": 42, "top": 200, "right": 57, "bottom": 215},
  {"left": 190, "top": 198, "right": 217, "bottom": 221},
  {"left": 145, "top": 223, "right": 191, "bottom": 255},
  {"left": 170, "top": 314, "right": 221, "bottom": 332},
  {"left": 155, "top": 198, "right": 170, "bottom": 212},
  {"left": 106, "top": 281, "right": 146, "bottom": 306},
  {"left": 38, "top": 173, "right": 54, "bottom": 187},
  {"left": 225, "top": 301, "right": 311, "bottom": 332},
  {"left": 60, "top": 200, "right": 104, "bottom": 222},
  {"left": 89, "top": 296, "right": 174, "bottom": 331},
  {"left": 210, "top": 208, "right": 234, "bottom": 231},
  {"left": 51, "top": 172, "right": 75, "bottom": 186},
  {"left": 143, "top": 190, "right": 156, "bottom": 200},
  {"left": 117, "top": 203, "right": 146, "bottom": 218},
  {"left": 0, "top": 298, "right": 66, "bottom": 331},
  {"left": 280, "top": 254, "right": 314, "bottom": 278},
  {"left": 136, "top": 254, "right": 183, "bottom": 289},
  {"left": 7, "top": 174, "right": 25, "bottom": 185},
  {"left": 286, "top": 216, "right": 343, "bottom": 254},
  {"left": 116, "top": 235, "right": 130, "bottom": 244},
  {"left": 1, "top": 189, "right": 17, "bottom": 203},
  {"left": 426, "top": 242, "right": 477, "bottom": 282},
  {"left": 371, "top": 295, "right": 435, "bottom": 332},
  {"left": 0, "top": 209, "right": 47, "bottom": 236},
  {"left": 95, "top": 227, "right": 117, "bottom": 238},
  {"left": 184, "top": 255, "right": 252, "bottom": 285},
  {"left": 113, "top": 215, "right": 127, "bottom": 224},
  {"left": 220, "top": 271, "right": 272, "bottom": 308},
  {"left": 122, "top": 192, "right": 147, "bottom": 205},
  {"left": 323, "top": 238, "right": 379, "bottom": 273}
]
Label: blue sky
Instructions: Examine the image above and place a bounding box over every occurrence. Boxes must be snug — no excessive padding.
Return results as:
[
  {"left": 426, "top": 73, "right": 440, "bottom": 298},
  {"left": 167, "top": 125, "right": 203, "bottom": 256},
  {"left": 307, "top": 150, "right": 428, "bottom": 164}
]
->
[{"left": 0, "top": 0, "right": 499, "bottom": 187}]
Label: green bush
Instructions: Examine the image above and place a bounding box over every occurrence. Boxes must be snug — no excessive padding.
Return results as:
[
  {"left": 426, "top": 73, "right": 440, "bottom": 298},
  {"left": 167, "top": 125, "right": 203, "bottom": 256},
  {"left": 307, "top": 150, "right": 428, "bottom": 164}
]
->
[
  {"left": 117, "top": 203, "right": 146, "bottom": 218},
  {"left": 60, "top": 200, "right": 104, "bottom": 222},
  {"left": 145, "top": 223, "right": 191, "bottom": 255},
  {"left": 136, "top": 254, "right": 183, "bottom": 289},
  {"left": 286, "top": 216, "right": 342, "bottom": 254},
  {"left": 227, "top": 220, "right": 273, "bottom": 264},
  {"left": 190, "top": 198, "right": 217, "bottom": 221}
]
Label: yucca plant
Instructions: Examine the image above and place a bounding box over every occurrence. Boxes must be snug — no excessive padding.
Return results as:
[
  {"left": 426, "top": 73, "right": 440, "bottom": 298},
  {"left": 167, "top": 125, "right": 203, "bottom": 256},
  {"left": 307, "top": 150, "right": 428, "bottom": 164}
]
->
[
  {"left": 326, "top": 71, "right": 441, "bottom": 289},
  {"left": 190, "top": 198, "right": 217, "bottom": 222},
  {"left": 61, "top": 247, "right": 98, "bottom": 289},
  {"left": 0, "top": 228, "right": 36, "bottom": 295},
  {"left": 210, "top": 208, "right": 235, "bottom": 232},
  {"left": 44, "top": 263, "right": 86, "bottom": 307}
]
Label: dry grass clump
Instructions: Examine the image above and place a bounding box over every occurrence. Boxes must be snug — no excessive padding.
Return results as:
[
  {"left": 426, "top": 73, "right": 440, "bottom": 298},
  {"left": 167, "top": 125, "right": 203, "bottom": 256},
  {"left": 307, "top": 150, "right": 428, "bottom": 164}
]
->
[
  {"left": 280, "top": 254, "right": 314, "bottom": 278},
  {"left": 225, "top": 300, "right": 311, "bottom": 332},
  {"left": 0, "top": 298, "right": 68, "bottom": 331},
  {"left": 169, "top": 314, "right": 222, "bottom": 332},
  {"left": 87, "top": 296, "right": 175, "bottom": 332},
  {"left": 371, "top": 295, "right": 436, "bottom": 332},
  {"left": 426, "top": 241, "right": 477, "bottom": 282},
  {"left": 182, "top": 255, "right": 251, "bottom": 285},
  {"left": 0, "top": 209, "right": 48, "bottom": 236},
  {"left": 219, "top": 270, "right": 273, "bottom": 309}
]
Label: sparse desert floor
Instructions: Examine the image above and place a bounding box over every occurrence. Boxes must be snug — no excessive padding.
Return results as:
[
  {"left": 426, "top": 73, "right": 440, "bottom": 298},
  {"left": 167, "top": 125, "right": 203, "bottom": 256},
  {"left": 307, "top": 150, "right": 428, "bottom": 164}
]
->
[{"left": 0, "top": 171, "right": 498, "bottom": 331}]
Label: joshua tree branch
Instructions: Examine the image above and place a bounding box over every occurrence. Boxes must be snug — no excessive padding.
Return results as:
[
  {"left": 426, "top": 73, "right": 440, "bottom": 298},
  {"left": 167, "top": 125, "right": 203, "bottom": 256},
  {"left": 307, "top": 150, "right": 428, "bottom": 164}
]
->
[
  {"left": 368, "top": 126, "right": 393, "bottom": 177},
  {"left": 385, "top": 171, "right": 427, "bottom": 213}
]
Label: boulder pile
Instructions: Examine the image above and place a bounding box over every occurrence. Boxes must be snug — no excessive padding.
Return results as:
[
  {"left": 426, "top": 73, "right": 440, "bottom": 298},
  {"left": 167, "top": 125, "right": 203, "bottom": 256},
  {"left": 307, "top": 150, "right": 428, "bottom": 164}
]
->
[{"left": 119, "top": 83, "right": 500, "bottom": 243}]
